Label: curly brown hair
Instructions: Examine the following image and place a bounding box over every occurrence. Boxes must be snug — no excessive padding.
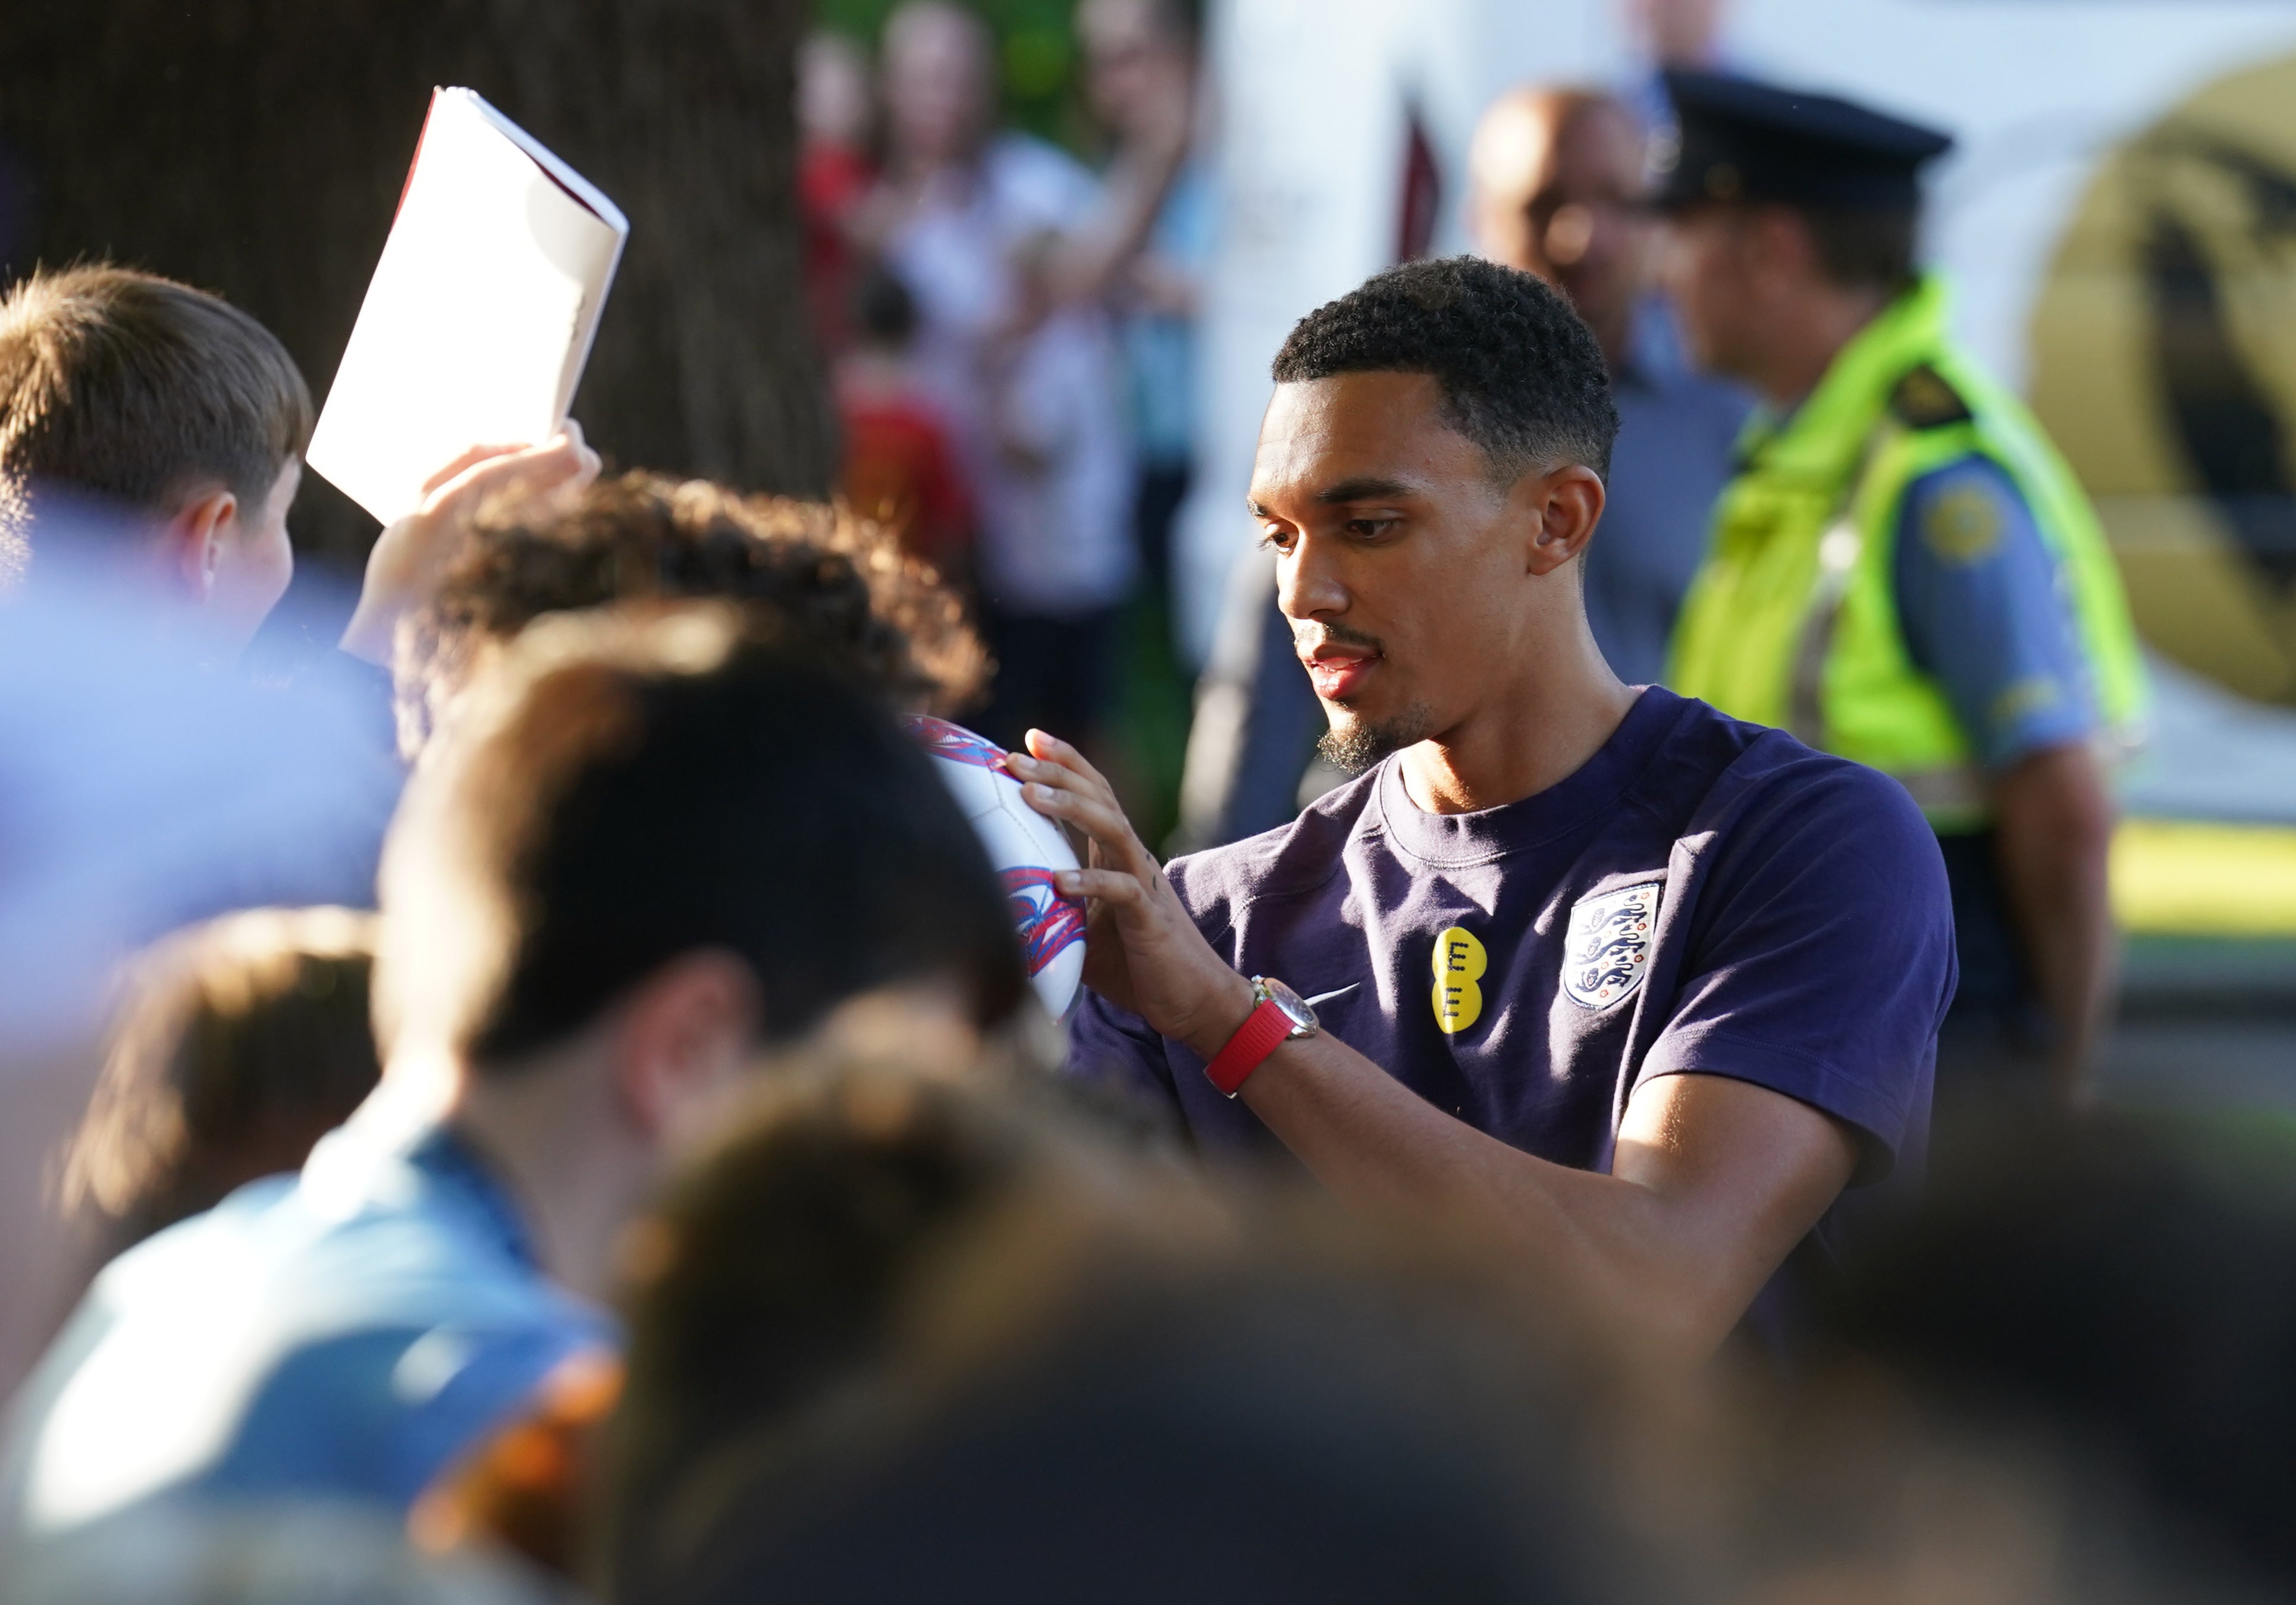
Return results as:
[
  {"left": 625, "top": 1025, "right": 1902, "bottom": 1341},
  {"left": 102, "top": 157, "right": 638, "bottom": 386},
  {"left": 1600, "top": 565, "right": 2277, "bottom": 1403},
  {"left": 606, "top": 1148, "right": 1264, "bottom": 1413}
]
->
[{"left": 395, "top": 473, "right": 987, "bottom": 758}]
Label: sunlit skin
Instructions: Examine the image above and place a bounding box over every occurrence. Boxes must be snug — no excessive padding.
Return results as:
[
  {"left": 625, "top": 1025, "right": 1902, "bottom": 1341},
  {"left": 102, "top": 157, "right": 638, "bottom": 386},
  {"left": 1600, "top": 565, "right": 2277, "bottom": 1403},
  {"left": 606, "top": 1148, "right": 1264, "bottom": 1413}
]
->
[
  {"left": 1008, "top": 372, "right": 1862, "bottom": 1363},
  {"left": 1253, "top": 370, "right": 1628, "bottom": 814},
  {"left": 155, "top": 457, "right": 300, "bottom": 653}
]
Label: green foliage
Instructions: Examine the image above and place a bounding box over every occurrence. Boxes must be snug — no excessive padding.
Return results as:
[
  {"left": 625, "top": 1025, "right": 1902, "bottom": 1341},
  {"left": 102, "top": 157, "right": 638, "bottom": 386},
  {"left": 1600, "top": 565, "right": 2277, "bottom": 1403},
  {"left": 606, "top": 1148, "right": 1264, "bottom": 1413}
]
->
[{"left": 813, "top": 0, "right": 1091, "bottom": 150}]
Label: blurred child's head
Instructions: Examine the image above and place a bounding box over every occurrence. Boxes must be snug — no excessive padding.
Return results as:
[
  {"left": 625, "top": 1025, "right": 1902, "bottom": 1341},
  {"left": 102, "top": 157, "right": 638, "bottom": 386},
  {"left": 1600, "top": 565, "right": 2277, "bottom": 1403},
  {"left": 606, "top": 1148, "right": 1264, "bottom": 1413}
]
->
[
  {"left": 0, "top": 265, "right": 310, "bottom": 645},
  {"left": 604, "top": 1059, "right": 1638, "bottom": 1605},
  {"left": 61, "top": 907, "right": 380, "bottom": 1256},
  {"left": 394, "top": 471, "right": 984, "bottom": 759}
]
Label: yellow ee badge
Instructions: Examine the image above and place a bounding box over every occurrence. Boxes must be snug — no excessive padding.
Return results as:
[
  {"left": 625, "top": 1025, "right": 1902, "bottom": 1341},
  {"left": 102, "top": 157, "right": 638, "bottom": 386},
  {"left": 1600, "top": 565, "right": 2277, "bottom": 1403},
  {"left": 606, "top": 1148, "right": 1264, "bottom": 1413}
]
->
[{"left": 1431, "top": 926, "right": 1486, "bottom": 1035}]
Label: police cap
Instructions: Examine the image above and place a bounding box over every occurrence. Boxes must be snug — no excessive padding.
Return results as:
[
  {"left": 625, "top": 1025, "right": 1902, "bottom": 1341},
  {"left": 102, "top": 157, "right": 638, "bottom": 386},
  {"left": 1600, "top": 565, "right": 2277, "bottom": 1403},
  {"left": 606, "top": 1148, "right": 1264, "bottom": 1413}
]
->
[{"left": 1655, "top": 69, "right": 1953, "bottom": 212}]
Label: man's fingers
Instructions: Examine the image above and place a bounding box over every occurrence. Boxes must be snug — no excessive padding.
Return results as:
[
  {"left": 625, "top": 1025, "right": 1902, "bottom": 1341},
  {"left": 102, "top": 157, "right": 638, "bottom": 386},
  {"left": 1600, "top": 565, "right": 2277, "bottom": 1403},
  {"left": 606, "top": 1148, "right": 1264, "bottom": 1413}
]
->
[
  {"left": 1020, "top": 780, "right": 1152, "bottom": 870},
  {"left": 1006, "top": 745, "right": 1119, "bottom": 816},
  {"left": 1055, "top": 866, "right": 1145, "bottom": 905},
  {"left": 1022, "top": 728, "right": 1117, "bottom": 797}
]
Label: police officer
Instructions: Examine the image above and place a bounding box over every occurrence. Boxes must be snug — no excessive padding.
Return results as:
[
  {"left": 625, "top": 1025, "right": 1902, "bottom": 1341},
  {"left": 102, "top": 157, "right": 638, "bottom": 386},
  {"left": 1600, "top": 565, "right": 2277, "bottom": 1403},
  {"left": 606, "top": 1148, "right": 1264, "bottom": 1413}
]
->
[{"left": 1657, "top": 70, "right": 2147, "bottom": 1107}]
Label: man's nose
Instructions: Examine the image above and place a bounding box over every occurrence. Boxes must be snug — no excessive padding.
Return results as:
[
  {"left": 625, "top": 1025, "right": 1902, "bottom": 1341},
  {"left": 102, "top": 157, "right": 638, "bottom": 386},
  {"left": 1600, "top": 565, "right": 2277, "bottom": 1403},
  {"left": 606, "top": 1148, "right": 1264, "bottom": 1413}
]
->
[{"left": 1275, "top": 534, "right": 1347, "bottom": 623}]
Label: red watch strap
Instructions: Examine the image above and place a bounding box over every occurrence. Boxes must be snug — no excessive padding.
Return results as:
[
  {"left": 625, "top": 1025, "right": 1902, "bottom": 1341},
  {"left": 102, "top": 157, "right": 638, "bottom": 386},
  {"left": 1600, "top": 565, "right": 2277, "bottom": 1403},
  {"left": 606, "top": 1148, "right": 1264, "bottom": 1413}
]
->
[{"left": 1204, "top": 996, "right": 1291, "bottom": 1098}]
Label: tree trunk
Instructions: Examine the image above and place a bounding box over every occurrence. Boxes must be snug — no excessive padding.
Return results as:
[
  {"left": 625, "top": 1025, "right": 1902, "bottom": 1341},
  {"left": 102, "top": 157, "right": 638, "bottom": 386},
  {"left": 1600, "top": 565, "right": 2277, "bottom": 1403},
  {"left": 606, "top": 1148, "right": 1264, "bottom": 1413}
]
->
[{"left": 0, "top": 0, "right": 835, "bottom": 569}]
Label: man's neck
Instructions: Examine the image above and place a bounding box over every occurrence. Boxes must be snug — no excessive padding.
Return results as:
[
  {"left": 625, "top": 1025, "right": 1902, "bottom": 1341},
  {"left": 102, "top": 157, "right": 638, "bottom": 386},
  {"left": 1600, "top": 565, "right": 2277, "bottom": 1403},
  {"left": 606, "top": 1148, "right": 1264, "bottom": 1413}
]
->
[
  {"left": 1397, "top": 610, "right": 1639, "bottom": 816},
  {"left": 432, "top": 1046, "right": 651, "bottom": 1302},
  {"left": 1747, "top": 280, "right": 1892, "bottom": 412}
]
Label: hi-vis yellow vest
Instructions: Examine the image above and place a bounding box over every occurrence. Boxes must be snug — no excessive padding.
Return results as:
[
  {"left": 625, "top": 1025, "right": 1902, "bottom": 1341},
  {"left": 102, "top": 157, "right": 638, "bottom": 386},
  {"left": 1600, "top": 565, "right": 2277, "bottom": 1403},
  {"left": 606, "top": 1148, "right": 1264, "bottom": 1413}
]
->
[{"left": 1667, "top": 275, "right": 2147, "bottom": 833}]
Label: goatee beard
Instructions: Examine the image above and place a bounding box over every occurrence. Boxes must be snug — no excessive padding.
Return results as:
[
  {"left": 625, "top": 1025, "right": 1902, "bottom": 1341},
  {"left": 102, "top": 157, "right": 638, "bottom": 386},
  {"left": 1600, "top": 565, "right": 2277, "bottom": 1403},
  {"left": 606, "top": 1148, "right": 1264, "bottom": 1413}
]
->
[{"left": 1316, "top": 700, "right": 1435, "bottom": 775}]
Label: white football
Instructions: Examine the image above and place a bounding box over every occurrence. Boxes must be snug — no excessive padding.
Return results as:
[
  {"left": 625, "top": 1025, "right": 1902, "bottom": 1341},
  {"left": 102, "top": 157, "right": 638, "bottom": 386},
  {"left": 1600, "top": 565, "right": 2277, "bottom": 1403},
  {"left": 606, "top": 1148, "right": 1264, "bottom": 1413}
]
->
[{"left": 905, "top": 716, "right": 1087, "bottom": 1017}]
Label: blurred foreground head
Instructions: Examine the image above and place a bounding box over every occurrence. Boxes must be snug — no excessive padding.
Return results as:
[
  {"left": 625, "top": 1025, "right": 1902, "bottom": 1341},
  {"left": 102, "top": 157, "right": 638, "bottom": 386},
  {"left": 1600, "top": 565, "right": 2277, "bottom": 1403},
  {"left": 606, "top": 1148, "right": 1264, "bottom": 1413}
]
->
[
  {"left": 604, "top": 1059, "right": 1652, "bottom": 1605},
  {"left": 1800, "top": 1110, "right": 2296, "bottom": 1598},
  {"left": 378, "top": 600, "right": 1026, "bottom": 1073},
  {"left": 0, "top": 265, "right": 311, "bottom": 647},
  {"left": 60, "top": 907, "right": 379, "bottom": 1261},
  {"left": 394, "top": 471, "right": 983, "bottom": 759}
]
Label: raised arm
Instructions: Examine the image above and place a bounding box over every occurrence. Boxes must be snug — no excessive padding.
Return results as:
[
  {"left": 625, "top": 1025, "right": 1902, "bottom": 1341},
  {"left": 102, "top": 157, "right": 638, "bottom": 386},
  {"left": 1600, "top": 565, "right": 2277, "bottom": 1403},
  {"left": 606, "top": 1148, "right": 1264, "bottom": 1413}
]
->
[{"left": 1015, "top": 731, "right": 1859, "bottom": 1363}]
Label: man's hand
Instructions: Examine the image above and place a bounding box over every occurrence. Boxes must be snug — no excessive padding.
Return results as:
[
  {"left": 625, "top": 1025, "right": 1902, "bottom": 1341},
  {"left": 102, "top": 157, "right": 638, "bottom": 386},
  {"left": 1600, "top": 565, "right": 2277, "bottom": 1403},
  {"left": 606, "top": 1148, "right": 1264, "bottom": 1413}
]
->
[
  {"left": 1009, "top": 730, "right": 1254, "bottom": 1053},
  {"left": 338, "top": 426, "right": 601, "bottom": 665}
]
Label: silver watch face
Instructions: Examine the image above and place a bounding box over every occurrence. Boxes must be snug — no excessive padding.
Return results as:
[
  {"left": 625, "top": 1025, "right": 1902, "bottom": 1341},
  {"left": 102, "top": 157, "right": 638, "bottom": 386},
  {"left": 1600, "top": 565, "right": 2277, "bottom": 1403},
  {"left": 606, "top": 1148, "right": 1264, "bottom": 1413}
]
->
[{"left": 1256, "top": 976, "right": 1319, "bottom": 1037}]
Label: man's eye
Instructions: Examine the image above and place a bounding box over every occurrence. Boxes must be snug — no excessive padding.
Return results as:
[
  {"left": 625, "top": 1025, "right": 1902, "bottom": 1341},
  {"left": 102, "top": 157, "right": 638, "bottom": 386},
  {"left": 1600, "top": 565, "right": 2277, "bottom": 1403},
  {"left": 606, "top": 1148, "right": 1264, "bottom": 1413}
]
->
[
  {"left": 1345, "top": 517, "right": 1397, "bottom": 540},
  {"left": 1257, "top": 526, "right": 1296, "bottom": 551}
]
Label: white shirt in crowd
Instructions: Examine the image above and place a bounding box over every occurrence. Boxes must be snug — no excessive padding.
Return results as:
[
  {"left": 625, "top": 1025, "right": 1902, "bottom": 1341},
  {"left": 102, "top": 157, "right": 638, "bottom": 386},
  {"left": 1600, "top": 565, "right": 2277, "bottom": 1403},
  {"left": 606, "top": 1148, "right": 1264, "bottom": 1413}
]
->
[{"left": 889, "top": 134, "right": 1137, "bottom": 617}]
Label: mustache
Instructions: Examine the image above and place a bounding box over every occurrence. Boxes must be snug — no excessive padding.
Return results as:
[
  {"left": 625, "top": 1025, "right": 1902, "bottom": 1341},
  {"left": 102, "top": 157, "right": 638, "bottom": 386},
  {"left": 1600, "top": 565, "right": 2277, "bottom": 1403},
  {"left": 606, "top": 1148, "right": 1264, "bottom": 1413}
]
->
[{"left": 1293, "top": 621, "right": 1385, "bottom": 656}]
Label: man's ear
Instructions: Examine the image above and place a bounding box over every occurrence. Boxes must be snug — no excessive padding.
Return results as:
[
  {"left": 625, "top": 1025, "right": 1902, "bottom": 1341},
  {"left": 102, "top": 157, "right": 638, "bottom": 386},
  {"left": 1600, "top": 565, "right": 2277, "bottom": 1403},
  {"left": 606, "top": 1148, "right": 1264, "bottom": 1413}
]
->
[
  {"left": 161, "top": 486, "right": 239, "bottom": 601},
  {"left": 609, "top": 950, "right": 763, "bottom": 1140},
  {"left": 1520, "top": 464, "right": 1606, "bottom": 576}
]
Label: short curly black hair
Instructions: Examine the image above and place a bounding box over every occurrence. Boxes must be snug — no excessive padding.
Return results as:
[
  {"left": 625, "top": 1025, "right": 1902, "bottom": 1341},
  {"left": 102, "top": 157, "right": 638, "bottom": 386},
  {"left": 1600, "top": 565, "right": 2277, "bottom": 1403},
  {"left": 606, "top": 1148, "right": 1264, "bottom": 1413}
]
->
[{"left": 1271, "top": 256, "right": 1618, "bottom": 482}]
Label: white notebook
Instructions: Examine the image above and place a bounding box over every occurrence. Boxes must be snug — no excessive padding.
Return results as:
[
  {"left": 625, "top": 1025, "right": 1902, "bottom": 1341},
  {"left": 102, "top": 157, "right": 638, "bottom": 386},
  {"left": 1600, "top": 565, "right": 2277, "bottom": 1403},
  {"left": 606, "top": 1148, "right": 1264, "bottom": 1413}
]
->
[{"left": 306, "top": 87, "right": 629, "bottom": 526}]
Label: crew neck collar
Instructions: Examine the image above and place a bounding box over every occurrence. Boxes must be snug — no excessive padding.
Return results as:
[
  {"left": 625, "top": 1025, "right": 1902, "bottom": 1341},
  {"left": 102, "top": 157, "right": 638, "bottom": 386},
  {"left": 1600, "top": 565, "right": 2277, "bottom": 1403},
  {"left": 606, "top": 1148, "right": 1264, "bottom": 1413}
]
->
[{"left": 1372, "top": 686, "right": 1683, "bottom": 867}]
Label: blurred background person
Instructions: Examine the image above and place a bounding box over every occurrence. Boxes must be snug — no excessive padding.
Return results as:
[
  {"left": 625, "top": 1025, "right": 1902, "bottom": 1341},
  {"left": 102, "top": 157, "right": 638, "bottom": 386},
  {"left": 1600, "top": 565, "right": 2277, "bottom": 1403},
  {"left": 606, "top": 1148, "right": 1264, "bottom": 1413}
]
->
[
  {"left": 864, "top": 0, "right": 1184, "bottom": 761},
  {"left": 836, "top": 265, "right": 976, "bottom": 587},
  {"left": 1657, "top": 71, "right": 2147, "bottom": 1110},
  {"left": 1080, "top": 0, "right": 1210, "bottom": 633},
  {"left": 799, "top": 32, "right": 880, "bottom": 360},
  {"left": 1469, "top": 86, "right": 1748, "bottom": 687},
  {"left": 58, "top": 907, "right": 380, "bottom": 1273},
  {"left": 976, "top": 224, "right": 1137, "bottom": 751}
]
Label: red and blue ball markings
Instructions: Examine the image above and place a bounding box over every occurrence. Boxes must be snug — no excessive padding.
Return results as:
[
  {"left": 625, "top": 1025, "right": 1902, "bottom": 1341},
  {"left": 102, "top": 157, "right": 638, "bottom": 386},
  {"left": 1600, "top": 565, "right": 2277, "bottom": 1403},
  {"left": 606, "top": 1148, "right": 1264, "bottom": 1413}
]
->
[{"left": 904, "top": 716, "right": 1088, "bottom": 983}]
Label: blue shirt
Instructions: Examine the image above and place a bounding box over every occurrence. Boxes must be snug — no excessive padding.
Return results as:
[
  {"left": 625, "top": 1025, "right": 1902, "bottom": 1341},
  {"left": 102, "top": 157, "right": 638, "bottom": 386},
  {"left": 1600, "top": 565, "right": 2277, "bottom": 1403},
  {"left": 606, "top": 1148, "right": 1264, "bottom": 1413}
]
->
[
  {"left": 1068, "top": 688, "right": 1955, "bottom": 1232},
  {"left": 1589, "top": 308, "right": 1754, "bottom": 686},
  {"left": 1893, "top": 454, "right": 2099, "bottom": 770},
  {"left": 0, "top": 1111, "right": 610, "bottom": 1545}
]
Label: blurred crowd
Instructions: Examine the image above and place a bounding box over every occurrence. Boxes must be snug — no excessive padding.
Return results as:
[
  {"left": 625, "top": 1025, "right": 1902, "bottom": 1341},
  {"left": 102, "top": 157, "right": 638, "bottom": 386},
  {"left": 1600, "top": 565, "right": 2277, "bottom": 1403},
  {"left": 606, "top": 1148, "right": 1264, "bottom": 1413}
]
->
[
  {"left": 1, "top": 3, "right": 2293, "bottom": 1604},
  {"left": 802, "top": 0, "right": 1207, "bottom": 776}
]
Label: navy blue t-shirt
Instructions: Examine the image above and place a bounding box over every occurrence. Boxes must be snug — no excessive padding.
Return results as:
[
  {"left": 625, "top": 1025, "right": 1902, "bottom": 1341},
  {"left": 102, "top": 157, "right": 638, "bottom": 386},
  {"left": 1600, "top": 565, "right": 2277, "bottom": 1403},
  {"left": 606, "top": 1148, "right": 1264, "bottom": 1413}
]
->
[{"left": 1068, "top": 688, "right": 1956, "bottom": 1234}]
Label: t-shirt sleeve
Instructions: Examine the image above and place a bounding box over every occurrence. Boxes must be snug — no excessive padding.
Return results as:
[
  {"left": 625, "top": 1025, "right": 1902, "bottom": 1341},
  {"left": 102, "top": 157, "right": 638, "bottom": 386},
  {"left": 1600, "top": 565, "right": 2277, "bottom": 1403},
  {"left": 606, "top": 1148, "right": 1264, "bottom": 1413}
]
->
[
  {"left": 1893, "top": 454, "right": 2098, "bottom": 770},
  {"left": 1638, "top": 759, "right": 1957, "bottom": 1183},
  {"left": 1064, "top": 989, "right": 1184, "bottom": 1114}
]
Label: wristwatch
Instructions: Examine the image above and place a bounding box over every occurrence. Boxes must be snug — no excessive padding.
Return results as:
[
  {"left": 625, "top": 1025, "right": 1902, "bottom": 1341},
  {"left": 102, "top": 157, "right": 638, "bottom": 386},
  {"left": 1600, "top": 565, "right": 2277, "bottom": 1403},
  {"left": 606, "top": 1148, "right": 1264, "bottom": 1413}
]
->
[{"left": 1203, "top": 976, "right": 1319, "bottom": 1098}]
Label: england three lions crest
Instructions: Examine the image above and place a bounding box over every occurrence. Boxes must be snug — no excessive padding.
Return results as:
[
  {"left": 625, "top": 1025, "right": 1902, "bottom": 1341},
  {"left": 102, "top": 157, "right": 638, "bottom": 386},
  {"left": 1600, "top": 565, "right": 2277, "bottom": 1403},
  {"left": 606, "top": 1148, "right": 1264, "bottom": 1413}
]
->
[{"left": 1561, "top": 880, "right": 1662, "bottom": 1010}]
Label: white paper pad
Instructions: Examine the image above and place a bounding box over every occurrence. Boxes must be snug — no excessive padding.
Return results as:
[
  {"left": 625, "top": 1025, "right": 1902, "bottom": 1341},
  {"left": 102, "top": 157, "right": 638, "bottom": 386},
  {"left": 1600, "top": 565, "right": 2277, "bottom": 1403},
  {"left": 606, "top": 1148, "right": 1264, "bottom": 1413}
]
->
[{"left": 306, "top": 88, "right": 629, "bottom": 526}]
